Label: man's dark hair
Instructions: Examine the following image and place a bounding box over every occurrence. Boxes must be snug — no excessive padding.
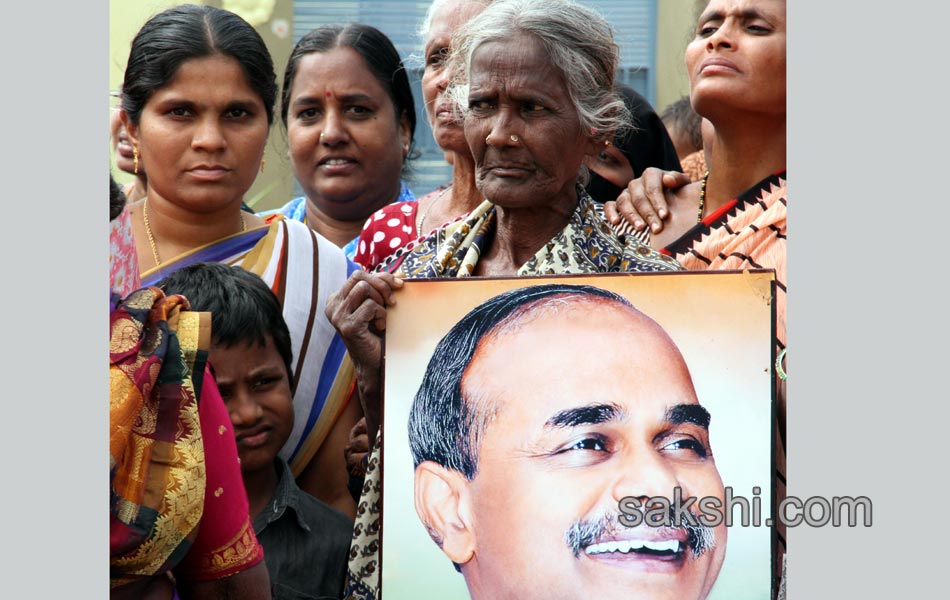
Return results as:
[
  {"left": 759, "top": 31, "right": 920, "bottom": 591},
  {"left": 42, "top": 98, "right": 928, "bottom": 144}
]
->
[
  {"left": 158, "top": 262, "right": 294, "bottom": 386},
  {"left": 408, "top": 284, "right": 633, "bottom": 479}
]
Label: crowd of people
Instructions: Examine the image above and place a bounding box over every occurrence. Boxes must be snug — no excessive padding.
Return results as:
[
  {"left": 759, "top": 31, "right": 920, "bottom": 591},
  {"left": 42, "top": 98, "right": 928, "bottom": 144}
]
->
[{"left": 109, "top": 0, "right": 786, "bottom": 598}]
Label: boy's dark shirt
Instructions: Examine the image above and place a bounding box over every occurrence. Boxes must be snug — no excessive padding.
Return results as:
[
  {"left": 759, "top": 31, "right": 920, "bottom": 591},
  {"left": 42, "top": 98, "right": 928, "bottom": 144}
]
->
[{"left": 253, "top": 458, "right": 352, "bottom": 599}]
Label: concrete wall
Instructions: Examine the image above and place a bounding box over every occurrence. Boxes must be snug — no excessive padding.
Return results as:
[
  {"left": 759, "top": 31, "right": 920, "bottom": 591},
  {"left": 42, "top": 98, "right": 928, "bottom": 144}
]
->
[{"left": 655, "top": 0, "right": 702, "bottom": 113}]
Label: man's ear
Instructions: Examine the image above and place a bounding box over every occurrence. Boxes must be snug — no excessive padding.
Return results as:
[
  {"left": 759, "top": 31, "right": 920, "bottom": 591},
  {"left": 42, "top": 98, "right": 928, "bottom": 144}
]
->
[{"left": 414, "top": 461, "right": 475, "bottom": 566}]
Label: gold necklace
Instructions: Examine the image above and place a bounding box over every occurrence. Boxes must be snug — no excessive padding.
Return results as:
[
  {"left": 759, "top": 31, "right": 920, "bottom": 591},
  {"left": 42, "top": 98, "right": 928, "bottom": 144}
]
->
[
  {"left": 142, "top": 199, "right": 246, "bottom": 267},
  {"left": 697, "top": 170, "right": 710, "bottom": 223}
]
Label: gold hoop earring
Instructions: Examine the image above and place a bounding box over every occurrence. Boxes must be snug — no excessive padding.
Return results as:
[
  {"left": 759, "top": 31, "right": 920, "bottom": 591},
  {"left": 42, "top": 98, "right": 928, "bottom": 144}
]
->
[
  {"left": 260, "top": 158, "right": 266, "bottom": 174},
  {"left": 132, "top": 146, "right": 140, "bottom": 175}
]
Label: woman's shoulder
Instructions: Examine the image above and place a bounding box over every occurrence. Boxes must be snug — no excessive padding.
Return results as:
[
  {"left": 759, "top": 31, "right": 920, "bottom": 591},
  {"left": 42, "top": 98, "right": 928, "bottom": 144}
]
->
[
  {"left": 575, "top": 194, "right": 682, "bottom": 273},
  {"left": 357, "top": 200, "right": 419, "bottom": 245},
  {"left": 244, "top": 217, "right": 355, "bottom": 281},
  {"left": 353, "top": 201, "right": 421, "bottom": 270},
  {"left": 617, "top": 238, "right": 683, "bottom": 272},
  {"left": 368, "top": 199, "right": 419, "bottom": 223}
]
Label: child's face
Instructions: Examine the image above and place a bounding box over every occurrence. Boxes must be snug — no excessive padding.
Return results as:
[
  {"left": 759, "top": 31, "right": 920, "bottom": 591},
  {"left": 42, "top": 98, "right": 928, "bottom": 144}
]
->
[{"left": 211, "top": 334, "right": 294, "bottom": 475}]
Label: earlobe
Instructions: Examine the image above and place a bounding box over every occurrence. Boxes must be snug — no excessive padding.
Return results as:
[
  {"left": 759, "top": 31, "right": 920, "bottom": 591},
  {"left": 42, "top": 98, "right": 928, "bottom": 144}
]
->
[
  {"left": 122, "top": 111, "right": 140, "bottom": 147},
  {"left": 584, "top": 129, "right": 610, "bottom": 159},
  {"left": 414, "top": 462, "right": 475, "bottom": 566},
  {"left": 400, "top": 112, "right": 412, "bottom": 159}
]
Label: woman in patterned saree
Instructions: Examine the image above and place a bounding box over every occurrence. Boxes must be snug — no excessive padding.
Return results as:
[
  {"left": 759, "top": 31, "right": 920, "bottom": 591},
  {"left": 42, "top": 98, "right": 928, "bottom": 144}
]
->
[
  {"left": 110, "top": 175, "right": 269, "bottom": 599},
  {"left": 113, "top": 4, "right": 360, "bottom": 518},
  {"left": 326, "top": 1, "right": 681, "bottom": 597}
]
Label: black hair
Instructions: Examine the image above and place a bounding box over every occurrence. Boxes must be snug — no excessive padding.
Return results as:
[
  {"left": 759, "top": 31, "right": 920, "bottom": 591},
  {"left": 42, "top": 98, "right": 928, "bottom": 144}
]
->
[
  {"left": 408, "top": 284, "right": 633, "bottom": 480},
  {"left": 158, "top": 262, "right": 294, "bottom": 386},
  {"left": 280, "top": 24, "right": 417, "bottom": 159},
  {"left": 122, "top": 4, "right": 278, "bottom": 126},
  {"left": 660, "top": 95, "right": 703, "bottom": 153},
  {"left": 110, "top": 173, "right": 126, "bottom": 222}
]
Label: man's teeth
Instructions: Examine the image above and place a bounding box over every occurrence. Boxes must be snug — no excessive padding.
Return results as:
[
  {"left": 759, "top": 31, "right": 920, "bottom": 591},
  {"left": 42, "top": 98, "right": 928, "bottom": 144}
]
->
[
  {"left": 324, "top": 158, "right": 351, "bottom": 165},
  {"left": 584, "top": 539, "right": 681, "bottom": 555}
]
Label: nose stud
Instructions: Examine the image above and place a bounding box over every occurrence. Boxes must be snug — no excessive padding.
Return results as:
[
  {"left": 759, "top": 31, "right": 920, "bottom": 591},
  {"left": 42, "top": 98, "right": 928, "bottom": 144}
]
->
[
  {"left": 486, "top": 133, "right": 520, "bottom": 147},
  {"left": 320, "top": 132, "right": 325, "bottom": 141}
]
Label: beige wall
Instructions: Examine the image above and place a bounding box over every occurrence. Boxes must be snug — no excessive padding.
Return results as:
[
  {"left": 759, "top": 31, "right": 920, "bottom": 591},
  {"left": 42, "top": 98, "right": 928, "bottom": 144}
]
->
[
  {"left": 109, "top": 0, "right": 295, "bottom": 211},
  {"left": 655, "top": 0, "right": 702, "bottom": 113}
]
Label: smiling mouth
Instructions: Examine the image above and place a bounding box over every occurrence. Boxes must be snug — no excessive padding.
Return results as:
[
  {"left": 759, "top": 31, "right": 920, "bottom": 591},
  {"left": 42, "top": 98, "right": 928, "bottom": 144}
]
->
[
  {"left": 585, "top": 538, "right": 682, "bottom": 558},
  {"left": 318, "top": 157, "right": 358, "bottom": 173},
  {"left": 567, "top": 511, "right": 713, "bottom": 568}
]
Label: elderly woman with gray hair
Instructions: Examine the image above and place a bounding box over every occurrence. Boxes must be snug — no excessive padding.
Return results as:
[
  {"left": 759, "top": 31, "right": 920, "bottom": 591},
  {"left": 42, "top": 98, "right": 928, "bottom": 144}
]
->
[{"left": 328, "top": 0, "right": 680, "bottom": 596}]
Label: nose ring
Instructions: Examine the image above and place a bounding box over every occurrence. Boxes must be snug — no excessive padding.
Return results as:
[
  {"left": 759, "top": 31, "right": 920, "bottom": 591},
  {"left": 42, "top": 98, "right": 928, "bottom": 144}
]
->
[{"left": 510, "top": 134, "right": 519, "bottom": 143}]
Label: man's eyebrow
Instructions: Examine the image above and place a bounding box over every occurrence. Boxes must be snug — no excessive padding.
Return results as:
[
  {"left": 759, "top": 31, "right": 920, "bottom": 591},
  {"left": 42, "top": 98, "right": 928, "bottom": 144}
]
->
[
  {"left": 666, "top": 404, "right": 711, "bottom": 429},
  {"left": 545, "top": 403, "right": 622, "bottom": 428}
]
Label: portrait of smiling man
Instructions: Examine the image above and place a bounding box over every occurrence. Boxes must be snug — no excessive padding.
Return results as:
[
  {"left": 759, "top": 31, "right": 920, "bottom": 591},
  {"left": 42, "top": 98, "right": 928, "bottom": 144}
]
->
[{"left": 407, "top": 283, "right": 728, "bottom": 600}]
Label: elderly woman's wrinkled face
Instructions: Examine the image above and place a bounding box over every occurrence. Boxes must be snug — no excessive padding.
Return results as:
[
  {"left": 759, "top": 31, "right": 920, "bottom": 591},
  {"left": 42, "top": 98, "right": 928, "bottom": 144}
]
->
[
  {"left": 422, "top": 0, "right": 488, "bottom": 154},
  {"left": 463, "top": 36, "right": 597, "bottom": 208}
]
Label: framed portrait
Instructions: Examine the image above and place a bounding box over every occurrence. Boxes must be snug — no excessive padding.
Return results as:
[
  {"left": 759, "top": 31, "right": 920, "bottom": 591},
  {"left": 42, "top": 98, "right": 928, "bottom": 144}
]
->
[{"left": 380, "top": 270, "right": 776, "bottom": 600}]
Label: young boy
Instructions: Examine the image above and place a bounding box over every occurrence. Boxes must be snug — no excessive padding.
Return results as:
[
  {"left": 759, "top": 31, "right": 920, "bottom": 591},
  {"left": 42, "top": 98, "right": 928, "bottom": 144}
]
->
[{"left": 160, "top": 262, "right": 351, "bottom": 599}]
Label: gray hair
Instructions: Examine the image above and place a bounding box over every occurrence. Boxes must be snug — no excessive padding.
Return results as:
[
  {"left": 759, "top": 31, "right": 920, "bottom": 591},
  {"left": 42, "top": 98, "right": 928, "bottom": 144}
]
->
[
  {"left": 417, "top": 0, "right": 447, "bottom": 41},
  {"left": 446, "top": 0, "right": 630, "bottom": 137},
  {"left": 411, "top": 0, "right": 493, "bottom": 70},
  {"left": 418, "top": 0, "right": 489, "bottom": 42}
]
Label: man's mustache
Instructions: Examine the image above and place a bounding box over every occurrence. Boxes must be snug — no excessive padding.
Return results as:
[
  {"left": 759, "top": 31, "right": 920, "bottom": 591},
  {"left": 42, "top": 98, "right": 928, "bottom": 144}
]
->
[{"left": 565, "top": 508, "right": 715, "bottom": 559}]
